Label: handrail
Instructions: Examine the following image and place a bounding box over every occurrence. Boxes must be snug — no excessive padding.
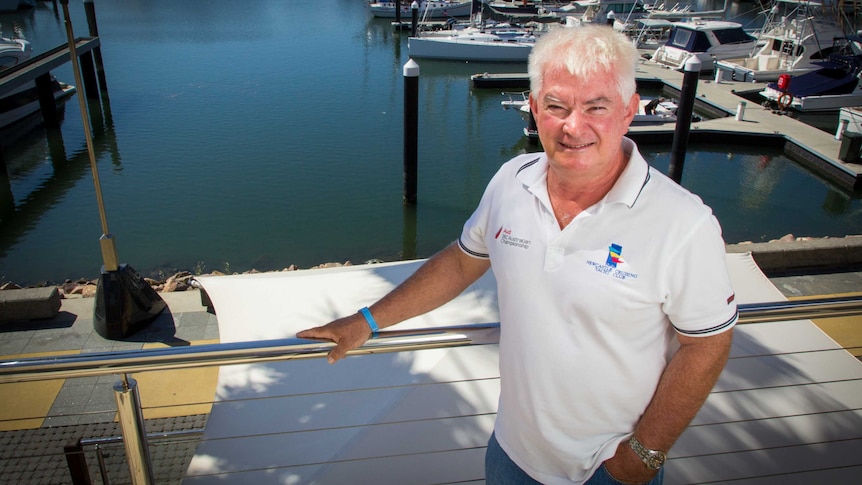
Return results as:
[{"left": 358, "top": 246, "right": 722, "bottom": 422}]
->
[{"left": 0, "top": 296, "right": 860, "bottom": 384}]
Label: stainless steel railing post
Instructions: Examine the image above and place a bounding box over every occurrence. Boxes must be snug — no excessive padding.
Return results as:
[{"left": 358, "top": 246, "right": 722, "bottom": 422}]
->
[{"left": 113, "top": 375, "right": 153, "bottom": 485}]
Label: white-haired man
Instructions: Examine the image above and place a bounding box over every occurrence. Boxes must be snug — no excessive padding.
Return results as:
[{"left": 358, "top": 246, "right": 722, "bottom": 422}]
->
[{"left": 299, "top": 25, "right": 737, "bottom": 485}]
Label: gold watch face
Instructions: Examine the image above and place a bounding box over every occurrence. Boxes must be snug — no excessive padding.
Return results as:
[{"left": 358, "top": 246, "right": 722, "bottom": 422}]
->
[
  {"left": 645, "top": 451, "right": 666, "bottom": 470},
  {"left": 630, "top": 437, "right": 666, "bottom": 470}
]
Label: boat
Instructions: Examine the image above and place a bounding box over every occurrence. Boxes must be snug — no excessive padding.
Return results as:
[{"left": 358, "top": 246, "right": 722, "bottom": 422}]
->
[
  {"left": 0, "top": 79, "right": 77, "bottom": 130},
  {"left": 0, "top": 37, "right": 77, "bottom": 131},
  {"left": 485, "top": 0, "right": 543, "bottom": 17},
  {"left": 559, "top": 0, "right": 654, "bottom": 30},
  {"left": 759, "top": 36, "right": 862, "bottom": 111},
  {"left": 366, "top": 0, "right": 475, "bottom": 18},
  {"left": 484, "top": 0, "right": 574, "bottom": 18},
  {"left": 470, "top": 71, "right": 530, "bottom": 88},
  {"left": 650, "top": 19, "right": 760, "bottom": 71},
  {"left": 0, "top": 37, "right": 32, "bottom": 71},
  {"left": 714, "top": 0, "right": 849, "bottom": 83},
  {"left": 408, "top": 27, "right": 539, "bottom": 61},
  {"left": 501, "top": 91, "right": 686, "bottom": 139}
]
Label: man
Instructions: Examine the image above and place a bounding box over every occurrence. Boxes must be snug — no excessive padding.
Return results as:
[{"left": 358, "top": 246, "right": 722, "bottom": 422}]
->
[
  {"left": 644, "top": 97, "right": 665, "bottom": 115},
  {"left": 298, "top": 25, "right": 737, "bottom": 485}
]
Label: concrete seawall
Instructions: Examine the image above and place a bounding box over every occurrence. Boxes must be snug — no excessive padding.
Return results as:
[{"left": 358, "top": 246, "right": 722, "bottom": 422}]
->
[{"left": 726, "top": 235, "right": 862, "bottom": 273}]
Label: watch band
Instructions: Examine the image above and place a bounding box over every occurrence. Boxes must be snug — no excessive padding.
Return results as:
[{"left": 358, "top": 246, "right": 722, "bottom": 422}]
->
[{"left": 628, "top": 436, "right": 667, "bottom": 470}]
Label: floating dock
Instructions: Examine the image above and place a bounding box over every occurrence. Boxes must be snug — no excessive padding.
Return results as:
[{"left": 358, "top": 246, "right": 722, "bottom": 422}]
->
[
  {"left": 472, "top": 60, "right": 862, "bottom": 191},
  {"left": 629, "top": 60, "right": 862, "bottom": 191}
]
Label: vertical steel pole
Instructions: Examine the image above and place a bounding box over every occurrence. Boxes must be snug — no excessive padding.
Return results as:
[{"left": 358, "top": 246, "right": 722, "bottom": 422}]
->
[
  {"left": 668, "top": 57, "right": 701, "bottom": 184},
  {"left": 113, "top": 376, "right": 153, "bottom": 485},
  {"left": 403, "top": 59, "right": 420, "bottom": 205}
]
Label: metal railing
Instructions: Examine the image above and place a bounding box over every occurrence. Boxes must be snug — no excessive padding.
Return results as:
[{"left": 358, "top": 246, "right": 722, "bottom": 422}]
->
[{"left": 1, "top": 295, "right": 861, "bottom": 484}]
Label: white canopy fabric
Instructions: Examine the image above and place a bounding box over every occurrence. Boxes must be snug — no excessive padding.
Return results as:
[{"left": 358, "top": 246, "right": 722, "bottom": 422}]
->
[{"left": 184, "top": 253, "right": 862, "bottom": 484}]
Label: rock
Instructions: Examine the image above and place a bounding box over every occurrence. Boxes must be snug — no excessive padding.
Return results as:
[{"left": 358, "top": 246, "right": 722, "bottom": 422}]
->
[{"left": 81, "top": 285, "right": 98, "bottom": 298}]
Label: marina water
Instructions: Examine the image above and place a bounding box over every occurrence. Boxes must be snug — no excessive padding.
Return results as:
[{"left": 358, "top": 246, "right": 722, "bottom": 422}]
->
[{"left": 0, "top": 0, "right": 860, "bottom": 286}]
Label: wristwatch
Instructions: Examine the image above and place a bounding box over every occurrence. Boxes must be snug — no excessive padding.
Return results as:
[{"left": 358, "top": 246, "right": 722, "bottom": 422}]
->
[{"left": 628, "top": 436, "right": 667, "bottom": 470}]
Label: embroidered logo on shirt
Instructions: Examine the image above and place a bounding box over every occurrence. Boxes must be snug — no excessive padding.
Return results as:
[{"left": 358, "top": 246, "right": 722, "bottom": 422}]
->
[
  {"left": 495, "top": 226, "right": 531, "bottom": 250},
  {"left": 586, "top": 243, "right": 638, "bottom": 280},
  {"left": 606, "top": 243, "right": 625, "bottom": 267}
]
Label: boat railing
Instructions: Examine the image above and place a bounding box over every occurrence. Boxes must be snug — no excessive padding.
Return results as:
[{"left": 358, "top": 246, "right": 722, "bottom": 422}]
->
[
  {"left": 500, "top": 90, "right": 530, "bottom": 109},
  {"left": 1, "top": 295, "right": 860, "bottom": 484}
]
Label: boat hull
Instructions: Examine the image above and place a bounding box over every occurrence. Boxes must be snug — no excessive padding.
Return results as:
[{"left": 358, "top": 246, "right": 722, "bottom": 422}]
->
[
  {"left": 0, "top": 82, "right": 76, "bottom": 130},
  {"left": 652, "top": 43, "right": 757, "bottom": 71},
  {"left": 715, "top": 59, "right": 818, "bottom": 83},
  {"left": 408, "top": 36, "right": 533, "bottom": 62},
  {"left": 367, "top": 1, "right": 473, "bottom": 18},
  {"left": 760, "top": 85, "right": 862, "bottom": 112}
]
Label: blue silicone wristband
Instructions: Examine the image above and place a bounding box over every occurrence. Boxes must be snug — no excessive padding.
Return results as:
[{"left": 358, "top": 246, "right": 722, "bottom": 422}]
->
[{"left": 359, "top": 307, "right": 379, "bottom": 336}]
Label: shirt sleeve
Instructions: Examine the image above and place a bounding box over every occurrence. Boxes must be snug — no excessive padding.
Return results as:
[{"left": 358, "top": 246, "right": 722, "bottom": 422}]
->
[
  {"left": 662, "top": 212, "right": 739, "bottom": 337},
  {"left": 457, "top": 165, "right": 511, "bottom": 260}
]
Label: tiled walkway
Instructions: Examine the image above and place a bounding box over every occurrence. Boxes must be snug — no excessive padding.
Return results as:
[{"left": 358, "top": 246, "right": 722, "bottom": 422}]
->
[{"left": 0, "top": 290, "right": 218, "bottom": 484}]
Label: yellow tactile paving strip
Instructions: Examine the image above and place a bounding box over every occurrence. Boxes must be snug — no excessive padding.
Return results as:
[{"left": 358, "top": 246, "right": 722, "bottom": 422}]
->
[
  {"left": 138, "top": 339, "right": 220, "bottom": 419},
  {"left": 0, "top": 339, "right": 221, "bottom": 430},
  {"left": 0, "top": 350, "right": 78, "bottom": 431},
  {"left": 788, "top": 291, "right": 862, "bottom": 358}
]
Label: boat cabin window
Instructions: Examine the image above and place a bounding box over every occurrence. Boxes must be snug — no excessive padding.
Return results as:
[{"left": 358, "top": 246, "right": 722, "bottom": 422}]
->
[
  {"left": 668, "top": 28, "right": 711, "bottom": 52},
  {"left": 712, "top": 28, "right": 756, "bottom": 45},
  {"left": 772, "top": 39, "right": 803, "bottom": 57}
]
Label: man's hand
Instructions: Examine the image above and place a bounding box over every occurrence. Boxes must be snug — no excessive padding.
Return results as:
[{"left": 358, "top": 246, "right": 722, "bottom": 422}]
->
[
  {"left": 297, "top": 313, "right": 372, "bottom": 364},
  {"left": 602, "top": 440, "right": 658, "bottom": 484},
  {"left": 296, "top": 242, "right": 490, "bottom": 365}
]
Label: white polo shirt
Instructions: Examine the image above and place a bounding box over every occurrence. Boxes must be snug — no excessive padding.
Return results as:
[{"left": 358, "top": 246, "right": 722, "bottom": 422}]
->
[{"left": 458, "top": 138, "right": 738, "bottom": 484}]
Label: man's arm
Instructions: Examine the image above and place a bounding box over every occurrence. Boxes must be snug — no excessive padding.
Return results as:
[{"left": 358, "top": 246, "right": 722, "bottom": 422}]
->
[
  {"left": 296, "top": 242, "right": 491, "bottom": 363},
  {"left": 605, "top": 328, "right": 734, "bottom": 483}
]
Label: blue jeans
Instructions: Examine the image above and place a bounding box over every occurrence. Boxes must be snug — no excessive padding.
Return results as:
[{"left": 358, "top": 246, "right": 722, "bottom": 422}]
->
[{"left": 485, "top": 432, "right": 665, "bottom": 485}]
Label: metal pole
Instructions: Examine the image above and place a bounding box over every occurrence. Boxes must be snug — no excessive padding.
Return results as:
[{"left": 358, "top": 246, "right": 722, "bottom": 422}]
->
[
  {"left": 113, "top": 376, "right": 153, "bottom": 485},
  {"left": 411, "top": 1, "right": 419, "bottom": 37},
  {"left": 3, "top": 295, "right": 862, "bottom": 384},
  {"left": 668, "top": 57, "right": 701, "bottom": 184},
  {"left": 403, "top": 59, "right": 419, "bottom": 205},
  {"left": 59, "top": 0, "right": 119, "bottom": 271}
]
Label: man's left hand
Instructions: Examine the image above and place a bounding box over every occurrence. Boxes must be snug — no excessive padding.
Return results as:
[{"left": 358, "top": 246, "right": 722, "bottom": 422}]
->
[{"left": 601, "top": 440, "right": 658, "bottom": 485}]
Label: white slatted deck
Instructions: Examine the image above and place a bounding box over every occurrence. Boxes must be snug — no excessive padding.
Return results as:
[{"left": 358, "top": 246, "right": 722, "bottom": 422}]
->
[{"left": 184, "top": 253, "right": 862, "bottom": 484}]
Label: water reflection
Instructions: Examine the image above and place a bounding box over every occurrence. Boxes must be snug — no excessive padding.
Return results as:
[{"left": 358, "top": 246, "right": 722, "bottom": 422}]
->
[{"left": 0, "top": 0, "right": 860, "bottom": 286}]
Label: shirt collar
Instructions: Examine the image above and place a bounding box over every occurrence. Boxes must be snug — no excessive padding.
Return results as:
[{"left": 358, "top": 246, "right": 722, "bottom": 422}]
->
[
  {"left": 605, "top": 137, "right": 650, "bottom": 209},
  {"left": 516, "top": 137, "right": 650, "bottom": 209}
]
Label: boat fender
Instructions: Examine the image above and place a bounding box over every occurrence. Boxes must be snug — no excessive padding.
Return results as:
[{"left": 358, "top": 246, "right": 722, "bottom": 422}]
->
[
  {"left": 777, "top": 92, "right": 793, "bottom": 110},
  {"left": 777, "top": 73, "right": 791, "bottom": 92}
]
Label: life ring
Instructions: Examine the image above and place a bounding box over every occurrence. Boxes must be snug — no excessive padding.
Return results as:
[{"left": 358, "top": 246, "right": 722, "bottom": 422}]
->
[{"left": 777, "top": 92, "right": 793, "bottom": 110}]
